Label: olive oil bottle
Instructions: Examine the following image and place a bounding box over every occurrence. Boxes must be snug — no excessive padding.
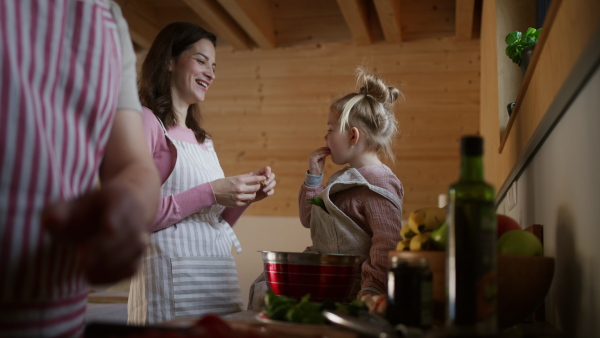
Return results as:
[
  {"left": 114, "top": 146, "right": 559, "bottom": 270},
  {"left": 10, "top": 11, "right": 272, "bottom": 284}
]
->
[{"left": 447, "top": 136, "right": 497, "bottom": 335}]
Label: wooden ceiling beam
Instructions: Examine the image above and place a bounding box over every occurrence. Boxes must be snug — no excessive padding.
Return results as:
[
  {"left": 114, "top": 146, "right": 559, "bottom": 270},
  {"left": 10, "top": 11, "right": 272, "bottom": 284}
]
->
[
  {"left": 115, "top": 0, "right": 160, "bottom": 49},
  {"left": 182, "top": 0, "right": 254, "bottom": 50},
  {"left": 336, "top": 0, "right": 372, "bottom": 45},
  {"left": 216, "top": 0, "right": 276, "bottom": 49},
  {"left": 373, "top": 0, "right": 402, "bottom": 43},
  {"left": 455, "top": 0, "right": 476, "bottom": 40}
]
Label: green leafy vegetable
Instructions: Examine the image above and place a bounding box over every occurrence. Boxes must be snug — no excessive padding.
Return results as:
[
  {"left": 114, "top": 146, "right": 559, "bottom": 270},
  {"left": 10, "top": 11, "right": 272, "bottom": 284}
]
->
[
  {"left": 261, "top": 290, "right": 367, "bottom": 325},
  {"left": 505, "top": 27, "right": 542, "bottom": 65},
  {"left": 285, "top": 294, "right": 325, "bottom": 325},
  {"left": 307, "top": 197, "right": 328, "bottom": 213},
  {"left": 263, "top": 290, "right": 297, "bottom": 321}
]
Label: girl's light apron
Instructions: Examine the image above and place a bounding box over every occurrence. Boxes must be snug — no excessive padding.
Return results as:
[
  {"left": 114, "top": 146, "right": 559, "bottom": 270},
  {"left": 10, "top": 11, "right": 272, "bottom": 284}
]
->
[
  {"left": 248, "top": 167, "right": 402, "bottom": 308},
  {"left": 128, "top": 119, "right": 243, "bottom": 325}
]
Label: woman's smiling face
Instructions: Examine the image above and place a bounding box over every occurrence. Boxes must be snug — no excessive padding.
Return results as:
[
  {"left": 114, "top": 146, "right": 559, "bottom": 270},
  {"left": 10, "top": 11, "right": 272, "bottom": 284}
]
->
[{"left": 170, "top": 38, "right": 216, "bottom": 106}]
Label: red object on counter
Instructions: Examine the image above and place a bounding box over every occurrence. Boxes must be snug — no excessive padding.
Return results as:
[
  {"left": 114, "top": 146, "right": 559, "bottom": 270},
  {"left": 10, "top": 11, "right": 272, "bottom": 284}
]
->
[
  {"left": 497, "top": 214, "right": 521, "bottom": 239},
  {"left": 263, "top": 262, "right": 357, "bottom": 302},
  {"left": 85, "top": 314, "right": 270, "bottom": 338}
]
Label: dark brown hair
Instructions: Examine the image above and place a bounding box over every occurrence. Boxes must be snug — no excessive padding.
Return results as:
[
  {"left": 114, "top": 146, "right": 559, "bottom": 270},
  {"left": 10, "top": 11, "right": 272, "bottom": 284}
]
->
[
  {"left": 330, "top": 67, "right": 403, "bottom": 162},
  {"left": 139, "top": 22, "right": 217, "bottom": 143}
]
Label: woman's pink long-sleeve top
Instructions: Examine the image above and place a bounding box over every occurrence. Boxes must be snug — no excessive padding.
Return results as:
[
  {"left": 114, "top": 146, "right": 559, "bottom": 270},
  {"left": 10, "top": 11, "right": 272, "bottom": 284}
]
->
[
  {"left": 298, "top": 164, "right": 404, "bottom": 297},
  {"left": 142, "top": 107, "right": 248, "bottom": 232}
]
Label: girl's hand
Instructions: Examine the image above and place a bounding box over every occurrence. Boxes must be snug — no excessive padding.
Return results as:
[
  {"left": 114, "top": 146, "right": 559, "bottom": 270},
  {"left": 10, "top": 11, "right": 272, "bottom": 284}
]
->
[
  {"left": 210, "top": 174, "right": 267, "bottom": 207},
  {"left": 360, "top": 293, "right": 387, "bottom": 314},
  {"left": 308, "top": 147, "right": 330, "bottom": 175},
  {"left": 249, "top": 166, "right": 276, "bottom": 203}
]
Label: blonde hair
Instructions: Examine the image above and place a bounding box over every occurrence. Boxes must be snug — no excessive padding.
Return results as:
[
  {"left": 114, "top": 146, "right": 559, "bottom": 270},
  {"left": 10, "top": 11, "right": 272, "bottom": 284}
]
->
[{"left": 331, "top": 67, "right": 403, "bottom": 162}]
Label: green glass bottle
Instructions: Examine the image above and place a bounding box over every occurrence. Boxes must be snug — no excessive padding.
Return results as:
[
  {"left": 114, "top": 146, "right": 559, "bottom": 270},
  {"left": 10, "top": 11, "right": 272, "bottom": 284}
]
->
[{"left": 447, "top": 136, "right": 497, "bottom": 335}]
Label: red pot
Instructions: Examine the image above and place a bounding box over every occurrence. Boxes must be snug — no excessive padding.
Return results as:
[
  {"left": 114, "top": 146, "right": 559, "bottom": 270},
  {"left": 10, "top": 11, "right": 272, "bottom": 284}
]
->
[{"left": 260, "top": 251, "right": 361, "bottom": 302}]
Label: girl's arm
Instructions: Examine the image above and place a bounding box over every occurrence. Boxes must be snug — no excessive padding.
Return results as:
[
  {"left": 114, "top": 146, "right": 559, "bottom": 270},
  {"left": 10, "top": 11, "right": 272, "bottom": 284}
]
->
[
  {"left": 300, "top": 147, "right": 329, "bottom": 227},
  {"left": 358, "top": 193, "right": 403, "bottom": 298},
  {"left": 298, "top": 180, "right": 325, "bottom": 228}
]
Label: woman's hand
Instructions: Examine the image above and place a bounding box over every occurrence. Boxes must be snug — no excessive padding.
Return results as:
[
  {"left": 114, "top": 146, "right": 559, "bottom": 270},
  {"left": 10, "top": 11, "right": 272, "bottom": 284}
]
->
[
  {"left": 250, "top": 166, "right": 276, "bottom": 203},
  {"left": 210, "top": 174, "right": 267, "bottom": 207},
  {"left": 308, "top": 147, "right": 330, "bottom": 175}
]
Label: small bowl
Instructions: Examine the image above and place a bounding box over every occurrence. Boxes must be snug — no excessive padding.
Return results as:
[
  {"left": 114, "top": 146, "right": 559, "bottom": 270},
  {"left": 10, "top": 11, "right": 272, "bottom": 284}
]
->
[
  {"left": 388, "top": 251, "right": 555, "bottom": 328},
  {"left": 496, "top": 254, "right": 555, "bottom": 328},
  {"left": 261, "top": 251, "right": 361, "bottom": 302}
]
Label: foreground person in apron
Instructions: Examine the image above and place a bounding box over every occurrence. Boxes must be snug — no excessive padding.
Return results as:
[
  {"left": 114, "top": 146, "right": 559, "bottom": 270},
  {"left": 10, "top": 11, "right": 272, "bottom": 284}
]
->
[
  {"left": 127, "top": 22, "right": 276, "bottom": 325},
  {"left": 249, "top": 67, "right": 403, "bottom": 311},
  {"left": 0, "top": 1, "right": 161, "bottom": 336}
]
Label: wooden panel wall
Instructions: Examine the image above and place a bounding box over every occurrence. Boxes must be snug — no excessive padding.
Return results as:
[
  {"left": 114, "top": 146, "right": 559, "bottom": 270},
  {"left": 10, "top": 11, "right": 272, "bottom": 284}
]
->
[
  {"left": 480, "top": 1, "right": 500, "bottom": 189},
  {"left": 193, "top": 38, "right": 480, "bottom": 217}
]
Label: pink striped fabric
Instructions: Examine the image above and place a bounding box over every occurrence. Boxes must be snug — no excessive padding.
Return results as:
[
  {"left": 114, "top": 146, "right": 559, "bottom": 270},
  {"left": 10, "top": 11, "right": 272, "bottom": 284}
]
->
[{"left": 0, "top": 0, "right": 122, "bottom": 335}]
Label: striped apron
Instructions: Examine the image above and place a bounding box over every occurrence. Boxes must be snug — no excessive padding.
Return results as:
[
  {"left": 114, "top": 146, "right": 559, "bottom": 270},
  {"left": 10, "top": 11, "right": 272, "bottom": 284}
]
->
[
  {"left": 0, "top": 0, "right": 124, "bottom": 336},
  {"left": 128, "top": 119, "right": 243, "bottom": 325}
]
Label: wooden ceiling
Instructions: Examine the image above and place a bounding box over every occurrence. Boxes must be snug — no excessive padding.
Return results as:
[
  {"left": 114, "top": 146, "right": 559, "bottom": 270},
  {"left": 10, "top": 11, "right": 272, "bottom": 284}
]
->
[{"left": 116, "top": 0, "right": 481, "bottom": 51}]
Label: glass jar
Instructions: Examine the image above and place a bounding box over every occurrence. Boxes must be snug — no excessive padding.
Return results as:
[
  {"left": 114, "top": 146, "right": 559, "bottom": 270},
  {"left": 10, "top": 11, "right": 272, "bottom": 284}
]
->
[{"left": 386, "top": 255, "right": 433, "bottom": 328}]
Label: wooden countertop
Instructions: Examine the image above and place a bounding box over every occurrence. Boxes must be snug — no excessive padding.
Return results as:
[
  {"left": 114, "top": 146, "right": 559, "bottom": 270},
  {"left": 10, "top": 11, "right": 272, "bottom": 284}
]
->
[
  {"left": 85, "top": 310, "right": 359, "bottom": 337},
  {"left": 222, "top": 310, "right": 359, "bottom": 338},
  {"left": 161, "top": 310, "right": 359, "bottom": 338},
  {"left": 85, "top": 307, "right": 565, "bottom": 338},
  {"left": 88, "top": 290, "right": 128, "bottom": 304}
]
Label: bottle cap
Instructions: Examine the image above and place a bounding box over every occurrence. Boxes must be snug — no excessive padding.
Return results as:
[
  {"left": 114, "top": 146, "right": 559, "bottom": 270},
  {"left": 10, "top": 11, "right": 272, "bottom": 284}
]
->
[
  {"left": 438, "top": 194, "right": 447, "bottom": 208},
  {"left": 461, "top": 136, "right": 483, "bottom": 156}
]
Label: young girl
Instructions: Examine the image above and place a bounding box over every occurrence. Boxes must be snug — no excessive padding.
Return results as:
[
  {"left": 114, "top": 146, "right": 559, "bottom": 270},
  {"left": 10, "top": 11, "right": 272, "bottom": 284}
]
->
[{"left": 299, "top": 68, "right": 404, "bottom": 308}]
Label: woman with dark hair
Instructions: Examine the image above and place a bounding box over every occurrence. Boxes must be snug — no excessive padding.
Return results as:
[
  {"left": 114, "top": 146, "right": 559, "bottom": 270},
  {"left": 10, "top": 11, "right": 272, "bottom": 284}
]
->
[{"left": 127, "top": 22, "right": 276, "bottom": 324}]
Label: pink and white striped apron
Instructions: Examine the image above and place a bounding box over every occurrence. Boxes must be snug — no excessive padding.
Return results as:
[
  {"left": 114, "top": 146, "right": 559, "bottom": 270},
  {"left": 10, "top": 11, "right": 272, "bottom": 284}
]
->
[
  {"left": 128, "top": 118, "right": 243, "bottom": 325},
  {"left": 0, "top": 0, "right": 123, "bottom": 336}
]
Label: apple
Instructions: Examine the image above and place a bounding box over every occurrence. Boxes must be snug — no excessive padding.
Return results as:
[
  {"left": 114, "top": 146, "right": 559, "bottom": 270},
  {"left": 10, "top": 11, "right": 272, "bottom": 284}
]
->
[
  {"left": 497, "top": 214, "right": 520, "bottom": 239},
  {"left": 497, "top": 230, "right": 543, "bottom": 256},
  {"left": 430, "top": 221, "right": 448, "bottom": 250}
]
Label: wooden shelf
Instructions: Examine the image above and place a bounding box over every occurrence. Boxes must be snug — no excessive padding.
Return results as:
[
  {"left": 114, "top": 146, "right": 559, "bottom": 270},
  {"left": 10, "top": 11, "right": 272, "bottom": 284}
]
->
[
  {"left": 480, "top": 0, "right": 600, "bottom": 202},
  {"left": 498, "top": 1, "right": 561, "bottom": 153}
]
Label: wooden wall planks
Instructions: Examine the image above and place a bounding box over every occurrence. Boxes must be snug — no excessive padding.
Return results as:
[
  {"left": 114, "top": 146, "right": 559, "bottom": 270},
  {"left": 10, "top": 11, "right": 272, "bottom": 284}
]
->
[
  {"left": 191, "top": 37, "right": 481, "bottom": 217},
  {"left": 134, "top": 48, "right": 478, "bottom": 214}
]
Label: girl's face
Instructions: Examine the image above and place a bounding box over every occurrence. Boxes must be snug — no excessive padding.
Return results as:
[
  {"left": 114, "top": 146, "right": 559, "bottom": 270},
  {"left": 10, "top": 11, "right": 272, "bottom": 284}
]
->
[
  {"left": 170, "top": 38, "right": 216, "bottom": 106},
  {"left": 325, "top": 110, "right": 352, "bottom": 165}
]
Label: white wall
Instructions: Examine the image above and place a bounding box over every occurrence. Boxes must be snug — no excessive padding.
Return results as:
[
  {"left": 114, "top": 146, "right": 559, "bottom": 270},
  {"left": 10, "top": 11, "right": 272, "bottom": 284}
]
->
[
  {"left": 231, "top": 216, "right": 312, "bottom": 309},
  {"left": 497, "top": 65, "right": 600, "bottom": 337}
]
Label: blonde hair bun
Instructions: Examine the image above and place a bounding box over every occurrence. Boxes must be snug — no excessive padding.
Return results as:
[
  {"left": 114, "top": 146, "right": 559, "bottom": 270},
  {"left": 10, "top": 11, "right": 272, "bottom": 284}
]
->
[
  {"left": 331, "top": 67, "right": 403, "bottom": 162},
  {"left": 356, "top": 67, "right": 403, "bottom": 105}
]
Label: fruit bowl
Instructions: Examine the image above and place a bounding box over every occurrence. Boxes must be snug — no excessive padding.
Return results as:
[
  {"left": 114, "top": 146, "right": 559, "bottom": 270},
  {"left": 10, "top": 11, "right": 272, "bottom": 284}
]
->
[
  {"left": 261, "top": 251, "right": 361, "bottom": 302},
  {"left": 388, "top": 251, "right": 555, "bottom": 328}
]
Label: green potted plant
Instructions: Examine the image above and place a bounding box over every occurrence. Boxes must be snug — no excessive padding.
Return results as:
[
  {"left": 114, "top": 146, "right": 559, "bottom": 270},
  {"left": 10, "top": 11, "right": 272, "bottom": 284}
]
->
[{"left": 505, "top": 27, "right": 542, "bottom": 76}]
